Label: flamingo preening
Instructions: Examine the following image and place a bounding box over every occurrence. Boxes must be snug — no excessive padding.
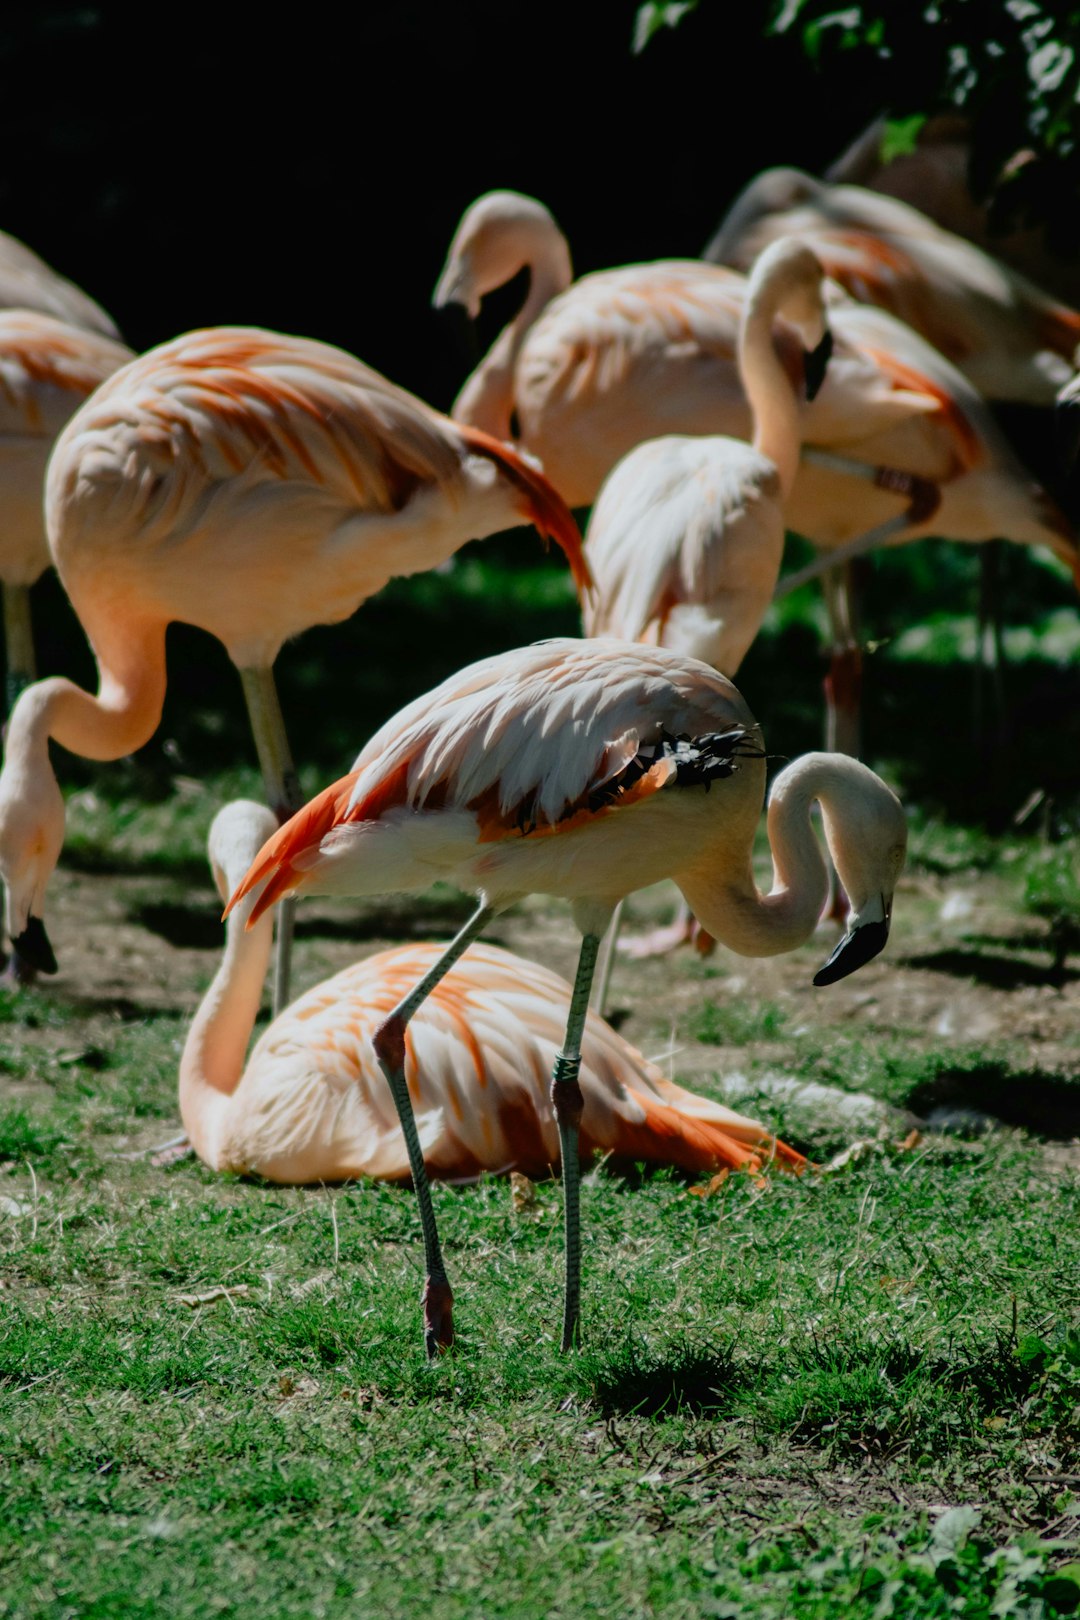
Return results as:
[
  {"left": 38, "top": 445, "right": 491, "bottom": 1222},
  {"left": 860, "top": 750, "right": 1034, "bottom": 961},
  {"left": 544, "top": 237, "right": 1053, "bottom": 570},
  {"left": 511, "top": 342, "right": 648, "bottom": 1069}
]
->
[
  {"left": 0, "top": 312, "right": 132, "bottom": 709},
  {"left": 704, "top": 166, "right": 1080, "bottom": 407},
  {"left": 0, "top": 326, "right": 587, "bottom": 1009},
  {"left": 227, "top": 638, "right": 908, "bottom": 1356},
  {"left": 187, "top": 799, "right": 805, "bottom": 1185}
]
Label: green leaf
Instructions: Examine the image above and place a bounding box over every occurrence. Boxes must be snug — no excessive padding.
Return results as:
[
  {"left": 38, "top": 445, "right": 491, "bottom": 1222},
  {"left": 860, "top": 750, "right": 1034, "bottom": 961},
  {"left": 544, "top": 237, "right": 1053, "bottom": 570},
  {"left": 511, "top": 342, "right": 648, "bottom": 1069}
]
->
[
  {"left": 1045, "top": 1568, "right": 1080, "bottom": 1614},
  {"left": 1017, "top": 1333, "right": 1051, "bottom": 1367},
  {"left": 930, "top": 1505, "right": 980, "bottom": 1560},
  {"left": 880, "top": 114, "right": 927, "bottom": 163},
  {"left": 631, "top": 0, "right": 698, "bottom": 54}
]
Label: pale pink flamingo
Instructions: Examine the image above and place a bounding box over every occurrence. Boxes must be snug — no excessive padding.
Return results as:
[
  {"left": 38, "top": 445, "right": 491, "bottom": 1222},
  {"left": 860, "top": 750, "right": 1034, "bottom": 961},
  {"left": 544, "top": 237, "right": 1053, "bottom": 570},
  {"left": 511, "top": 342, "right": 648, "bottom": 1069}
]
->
[
  {"left": 435, "top": 193, "right": 1079, "bottom": 754},
  {"left": 227, "top": 638, "right": 908, "bottom": 1355},
  {"left": 704, "top": 166, "right": 1080, "bottom": 406},
  {"left": 187, "top": 798, "right": 804, "bottom": 1184},
  {"left": 0, "top": 326, "right": 587, "bottom": 1005},
  {"left": 581, "top": 238, "right": 830, "bottom": 965},
  {"left": 0, "top": 228, "right": 119, "bottom": 339},
  {"left": 0, "top": 312, "right": 132, "bottom": 708}
]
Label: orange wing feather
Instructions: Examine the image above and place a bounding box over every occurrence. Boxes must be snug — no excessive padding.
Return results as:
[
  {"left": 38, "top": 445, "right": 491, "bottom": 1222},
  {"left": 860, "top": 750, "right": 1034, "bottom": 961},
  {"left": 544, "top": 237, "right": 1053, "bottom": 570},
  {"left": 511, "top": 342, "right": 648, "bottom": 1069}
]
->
[{"left": 455, "top": 423, "right": 592, "bottom": 596}]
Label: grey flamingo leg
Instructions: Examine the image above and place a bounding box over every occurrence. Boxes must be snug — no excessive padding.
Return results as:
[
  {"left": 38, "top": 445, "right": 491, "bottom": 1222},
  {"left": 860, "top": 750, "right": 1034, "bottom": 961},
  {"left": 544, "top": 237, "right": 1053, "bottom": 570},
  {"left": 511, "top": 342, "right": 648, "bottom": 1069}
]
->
[
  {"left": 553, "top": 930, "right": 602, "bottom": 1352},
  {"left": 4, "top": 584, "right": 38, "bottom": 984},
  {"left": 238, "top": 666, "right": 303, "bottom": 1016},
  {"left": 372, "top": 901, "right": 495, "bottom": 1358}
]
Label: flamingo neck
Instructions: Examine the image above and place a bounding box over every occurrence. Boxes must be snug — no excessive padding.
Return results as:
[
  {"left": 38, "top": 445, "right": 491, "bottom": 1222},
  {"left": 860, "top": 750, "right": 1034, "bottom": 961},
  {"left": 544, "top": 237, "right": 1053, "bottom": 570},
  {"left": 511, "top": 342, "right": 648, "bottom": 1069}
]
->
[
  {"left": 453, "top": 236, "right": 572, "bottom": 439},
  {"left": 738, "top": 297, "right": 803, "bottom": 500},
  {"left": 179, "top": 897, "right": 274, "bottom": 1170},
  {"left": 677, "top": 759, "right": 835, "bottom": 957},
  {"left": 6, "top": 617, "right": 167, "bottom": 770}
]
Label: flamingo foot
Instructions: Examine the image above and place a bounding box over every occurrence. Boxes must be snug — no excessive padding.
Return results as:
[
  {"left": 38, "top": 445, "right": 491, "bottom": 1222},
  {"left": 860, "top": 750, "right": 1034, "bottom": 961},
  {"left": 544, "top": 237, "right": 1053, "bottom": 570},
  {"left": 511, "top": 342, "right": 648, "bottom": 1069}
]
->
[
  {"left": 2, "top": 949, "right": 37, "bottom": 988},
  {"left": 423, "top": 1275, "right": 455, "bottom": 1358}
]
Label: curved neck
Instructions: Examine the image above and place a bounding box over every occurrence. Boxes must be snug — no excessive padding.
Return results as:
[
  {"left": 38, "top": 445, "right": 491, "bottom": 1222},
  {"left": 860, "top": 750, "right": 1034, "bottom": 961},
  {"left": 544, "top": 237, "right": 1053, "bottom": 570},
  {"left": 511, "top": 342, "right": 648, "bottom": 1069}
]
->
[
  {"left": 738, "top": 293, "right": 803, "bottom": 499},
  {"left": 453, "top": 234, "right": 572, "bottom": 438},
  {"left": 179, "top": 898, "right": 274, "bottom": 1168},
  {"left": 6, "top": 616, "right": 167, "bottom": 770},
  {"left": 676, "top": 765, "right": 831, "bottom": 956}
]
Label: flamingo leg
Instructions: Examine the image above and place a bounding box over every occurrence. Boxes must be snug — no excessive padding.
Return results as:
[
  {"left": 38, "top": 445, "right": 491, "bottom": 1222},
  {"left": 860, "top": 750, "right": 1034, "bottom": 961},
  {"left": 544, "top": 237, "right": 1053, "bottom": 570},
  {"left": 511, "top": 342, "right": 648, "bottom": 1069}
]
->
[
  {"left": 238, "top": 666, "right": 303, "bottom": 1016},
  {"left": 3, "top": 583, "right": 36, "bottom": 717},
  {"left": 591, "top": 899, "right": 623, "bottom": 1017},
  {"left": 553, "top": 930, "right": 602, "bottom": 1352},
  {"left": 3, "top": 583, "right": 38, "bottom": 984},
  {"left": 372, "top": 901, "right": 495, "bottom": 1359}
]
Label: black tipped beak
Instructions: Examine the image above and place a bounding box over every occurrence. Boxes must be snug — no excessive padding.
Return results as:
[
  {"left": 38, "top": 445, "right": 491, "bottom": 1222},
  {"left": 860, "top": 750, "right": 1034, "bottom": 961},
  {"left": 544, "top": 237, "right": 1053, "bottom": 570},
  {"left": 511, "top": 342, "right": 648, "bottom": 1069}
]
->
[
  {"left": 813, "top": 915, "right": 889, "bottom": 987},
  {"left": 12, "top": 915, "right": 58, "bottom": 976},
  {"left": 803, "top": 330, "right": 833, "bottom": 402}
]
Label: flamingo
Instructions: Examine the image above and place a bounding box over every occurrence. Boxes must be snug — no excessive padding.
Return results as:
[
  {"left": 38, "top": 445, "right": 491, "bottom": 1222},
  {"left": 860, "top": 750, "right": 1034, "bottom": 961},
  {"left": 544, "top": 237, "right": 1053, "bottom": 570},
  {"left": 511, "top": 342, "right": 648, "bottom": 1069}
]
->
[
  {"left": 0, "top": 312, "right": 133, "bottom": 709},
  {"left": 0, "top": 326, "right": 588, "bottom": 1008},
  {"left": 434, "top": 193, "right": 1078, "bottom": 754},
  {"left": 581, "top": 237, "right": 830, "bottom": 965},
  {"left": 226, "top": 638, "right": 908, "bottom": 1355},
  {"left": 187, "top": 798, "right": 805, "bottom": 1184},
  {"left": 0, "top": 227, "right": 119, "bottom": 339},
  {"left": 703, "top": 166, "right": 1080, "bottom": 407}
]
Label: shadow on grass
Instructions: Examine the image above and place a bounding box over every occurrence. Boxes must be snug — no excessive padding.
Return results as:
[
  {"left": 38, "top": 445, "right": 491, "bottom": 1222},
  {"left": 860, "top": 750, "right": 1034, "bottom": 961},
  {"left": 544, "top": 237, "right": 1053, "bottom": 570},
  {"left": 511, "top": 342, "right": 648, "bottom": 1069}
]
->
[
  {"left": 583, "top": 1340, "right": 750, "bottom": 1417},
  {"left": 907, "top": 1061, "right": 1080, "bottom": 1138},
  {"left": 900, "top": 946, "right": 1080, "bottom": 990}
]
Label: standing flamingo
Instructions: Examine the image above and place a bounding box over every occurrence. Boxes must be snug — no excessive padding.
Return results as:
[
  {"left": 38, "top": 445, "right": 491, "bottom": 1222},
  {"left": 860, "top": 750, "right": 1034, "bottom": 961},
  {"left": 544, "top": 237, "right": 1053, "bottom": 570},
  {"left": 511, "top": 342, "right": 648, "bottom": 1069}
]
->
[
  {"left": 227, "top": 638, "right": 908, "bottom": 1356},
  {"left": 435, "top": 192, "right": 1078, "bottom": 754},
  {"left": 0, "top": 326, "right": 587, "bottom": 1006},
  {"left": 704, "top": 166, "right": 1080, "bottom": 407},
  {"left": 185, "top": 799, "right": 805, "bottom": 1183},
  {"left": 0, "top": 312, "right": 132, "bottom": 709}
]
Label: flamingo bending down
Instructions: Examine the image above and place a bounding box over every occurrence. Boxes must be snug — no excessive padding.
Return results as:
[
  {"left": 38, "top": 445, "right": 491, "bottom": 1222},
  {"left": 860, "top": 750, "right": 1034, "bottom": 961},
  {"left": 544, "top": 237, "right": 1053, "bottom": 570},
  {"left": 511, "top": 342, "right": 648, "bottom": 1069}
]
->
[
  {"left": 704, "top": 166, "right": 1080, "bottom": 407},
  {"left": 0, "top": 326, "right": 587, "bottom": 1005},
  {"left": 0, "top": 228, "right": 119, "bottom": 339},
  {"left": 227, "top": 638, "right": 908, "bottom": 1356},
  {"left": 0, "top": 312, "right": 133, "bottom": 709},
  {"left": 189, "top": 799, "right": 805, "bottom": 1184}
]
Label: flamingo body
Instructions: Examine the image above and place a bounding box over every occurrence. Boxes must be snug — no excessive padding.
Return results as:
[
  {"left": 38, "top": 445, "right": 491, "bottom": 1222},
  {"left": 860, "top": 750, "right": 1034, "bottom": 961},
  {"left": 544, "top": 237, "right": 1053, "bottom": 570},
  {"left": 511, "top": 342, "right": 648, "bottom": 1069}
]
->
[
  {"left": 704, "top": 167, "right": 1080, "bottom": 406},
  {"left": 0, "top": 229, "right": 118, "bottom": 339},
  {"left": 0, "top": 312, "right": 132, "bottom": 587},
  {"left": 436, "top": 195, "right": 1075, "bottom": 571}
]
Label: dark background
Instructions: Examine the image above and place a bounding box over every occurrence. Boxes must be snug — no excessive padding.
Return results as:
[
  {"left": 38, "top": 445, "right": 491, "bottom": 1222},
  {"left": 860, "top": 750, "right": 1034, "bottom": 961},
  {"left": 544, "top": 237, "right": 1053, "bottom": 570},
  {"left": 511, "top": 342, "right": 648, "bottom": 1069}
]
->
[{"left": 0, "top": 2, "right": 880, "bottom": 405}]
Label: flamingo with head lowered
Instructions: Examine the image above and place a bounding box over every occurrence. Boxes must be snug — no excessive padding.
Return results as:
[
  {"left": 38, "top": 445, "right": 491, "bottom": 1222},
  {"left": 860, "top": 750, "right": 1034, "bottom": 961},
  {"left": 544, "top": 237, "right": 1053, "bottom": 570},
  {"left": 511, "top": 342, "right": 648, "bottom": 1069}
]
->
[
  {"left": 185, "top": 798, "right": 805, "bottom": 1185},
  {"left": 227, "top": 638, "right": 908, "bottom": 1358},
  {"left": 0, "top": 326, "right": 587, "bottom": 1009}
]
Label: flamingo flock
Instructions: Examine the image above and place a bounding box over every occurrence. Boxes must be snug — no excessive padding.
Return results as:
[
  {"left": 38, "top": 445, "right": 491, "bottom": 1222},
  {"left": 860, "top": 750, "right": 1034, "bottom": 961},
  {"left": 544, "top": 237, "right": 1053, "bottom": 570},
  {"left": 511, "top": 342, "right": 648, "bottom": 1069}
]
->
[{"left": 0, "top": 140, "right": 1074, "bottom": 1356}]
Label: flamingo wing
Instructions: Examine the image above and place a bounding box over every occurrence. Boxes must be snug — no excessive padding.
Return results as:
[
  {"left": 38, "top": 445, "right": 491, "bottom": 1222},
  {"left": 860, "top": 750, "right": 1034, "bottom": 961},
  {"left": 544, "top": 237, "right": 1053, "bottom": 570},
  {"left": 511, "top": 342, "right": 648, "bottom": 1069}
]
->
[{"left": 0, "top": 313, "right": 133, "bottom": 443}]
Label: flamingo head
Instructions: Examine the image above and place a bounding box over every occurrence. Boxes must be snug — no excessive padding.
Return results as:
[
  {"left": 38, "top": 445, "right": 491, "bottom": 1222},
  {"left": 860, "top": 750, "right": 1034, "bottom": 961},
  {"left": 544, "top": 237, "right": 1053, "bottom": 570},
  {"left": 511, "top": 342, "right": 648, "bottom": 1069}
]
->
[
  {"left": 208, "top": 800, "right": 278, "bottom": 916},
  {"left": 0, "top": 734, "right": 65, "bottom": 975},
  {"left": 811, "top": 756, "right": 907, "bottom": 986},
  {"left": 433, "top": 190, "right": 569, "bottom": 318}
]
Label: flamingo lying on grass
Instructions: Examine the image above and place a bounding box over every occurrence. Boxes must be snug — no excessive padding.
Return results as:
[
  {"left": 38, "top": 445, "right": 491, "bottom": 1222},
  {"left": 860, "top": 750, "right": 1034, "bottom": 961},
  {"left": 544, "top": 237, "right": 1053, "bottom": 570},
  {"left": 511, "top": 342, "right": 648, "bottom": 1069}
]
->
[
  {"left": 227, "top": 638, "right": 908, "bottom": 1356},
  {"left": 0, "top": 326, "right": 587, "bottom": 1010},
  {"left": 0, "top": 312, "right": 132, "bottom": 709},
  {"left": 186, "top": 799, "right": 804, "bottom": 1184},
  {"left": 704, "top": 166, "right": 1080, "bottom": 406}
]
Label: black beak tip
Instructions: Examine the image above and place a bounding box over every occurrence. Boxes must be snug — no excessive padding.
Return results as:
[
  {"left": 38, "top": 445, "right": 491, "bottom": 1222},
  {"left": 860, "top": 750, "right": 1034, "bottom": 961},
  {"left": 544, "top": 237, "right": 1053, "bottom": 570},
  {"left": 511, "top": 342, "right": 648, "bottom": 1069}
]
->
[
  {"left": 813, "top": 916, "right": 889, "bottom": 987},
  {"left": 433, "top": 299, "right": 479, "bottom": 365},
  {"left": 12, "top": 915, "right": 58, "bottom": 976},
  {"left": 803, "top": 329, "right": 834, "bottom": 403},
  {"left": 1055, "top": 393, "right": 1080, "bottom": 478}
]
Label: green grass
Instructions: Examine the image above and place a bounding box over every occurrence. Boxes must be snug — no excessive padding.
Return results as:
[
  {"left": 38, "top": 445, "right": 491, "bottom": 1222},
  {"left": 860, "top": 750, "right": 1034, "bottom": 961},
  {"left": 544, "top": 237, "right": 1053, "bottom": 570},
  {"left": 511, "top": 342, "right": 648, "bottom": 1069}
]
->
[
  {"left": 5, "top": 547, "right": 1080, "bottom": 1615},
  {"left": 2, "top": 1005, "right": 1079, "bottom": 1617}
]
